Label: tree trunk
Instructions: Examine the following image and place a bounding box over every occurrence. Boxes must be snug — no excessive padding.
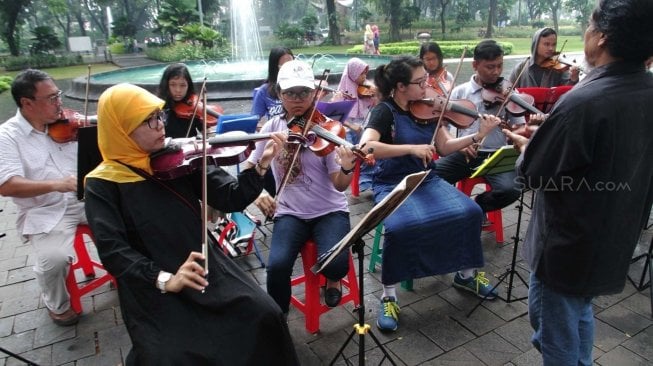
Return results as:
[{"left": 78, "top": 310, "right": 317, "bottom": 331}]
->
[
  {"left": 326, "top": 0, "right": 341, "bottom": 45},
  {"left": 485, "top": 0, "right": 496, "bottom": 38},
  {"left": 389, "top": 0, "right": 401, "bottom": 41}
]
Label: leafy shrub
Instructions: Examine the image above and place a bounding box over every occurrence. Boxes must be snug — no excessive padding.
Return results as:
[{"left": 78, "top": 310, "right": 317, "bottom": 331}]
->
[
  {"left": 0, "top": 79, "right": 11, "bottom": 94},
  {"left": 3, "top": 54, "right": 84, "bottom": 71},
  {"left": 109, "top": 43, "right": 127, "bottom": 55},
  {"left": 145, "top": 42, "right": 230, "bottom": 62},
  {"left": 346, "top": 40, "right": 513, "bottom": 57}
]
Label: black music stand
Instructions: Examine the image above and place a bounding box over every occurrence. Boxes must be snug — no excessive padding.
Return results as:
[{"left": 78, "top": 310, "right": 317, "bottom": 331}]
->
[
  {"left": 313, "top": 171, "right": 428, "bottom": 366},
  {"left": 466, "top": 146, "right": 528, "bottom": 317}
]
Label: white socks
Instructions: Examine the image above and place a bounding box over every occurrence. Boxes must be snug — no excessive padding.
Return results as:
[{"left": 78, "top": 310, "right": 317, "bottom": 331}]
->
[
  {"left": 382, "top": 284, "right": 397, "bottom": 299},
  {"left": 458, "top": 268, "right": 476, "bottom": 279}
]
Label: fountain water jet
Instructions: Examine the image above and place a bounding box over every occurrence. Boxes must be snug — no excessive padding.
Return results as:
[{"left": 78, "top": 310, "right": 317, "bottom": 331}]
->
[{"left": 230, "top": 0, "right": 262, "bottom": 60}]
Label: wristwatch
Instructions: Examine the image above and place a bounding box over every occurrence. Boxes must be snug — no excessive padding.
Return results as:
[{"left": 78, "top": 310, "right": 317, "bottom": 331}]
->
[
  {"left": 341, "top": 166, "right": 354, "bottom": 175},
  {"left": 156, "top": 271, "right": 172, "bottom": 293}
]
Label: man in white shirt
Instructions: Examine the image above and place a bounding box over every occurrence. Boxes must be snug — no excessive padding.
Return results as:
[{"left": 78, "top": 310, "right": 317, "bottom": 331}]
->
[{"left": 0, "top": 69, "right": 86, "bottom": 326}]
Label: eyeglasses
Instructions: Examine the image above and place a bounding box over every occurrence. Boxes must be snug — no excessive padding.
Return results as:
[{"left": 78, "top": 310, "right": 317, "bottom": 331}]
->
[
  {"left": 143, "top": 110, "right": 166, "bottom": 129},
  {"left": 30, "top": 90, "right": 63, "bottom": 105},
  {"left": 408, "top": 78, "right": 427, "bottom": 88},
  {"left": 281, "top": 89, "right": 312, "bottom": 101}
]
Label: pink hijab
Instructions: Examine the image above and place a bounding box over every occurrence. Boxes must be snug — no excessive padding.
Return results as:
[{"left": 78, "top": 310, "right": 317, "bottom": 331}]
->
[{"left": 335, "top": 57, "right": 375, "bottom": 119}]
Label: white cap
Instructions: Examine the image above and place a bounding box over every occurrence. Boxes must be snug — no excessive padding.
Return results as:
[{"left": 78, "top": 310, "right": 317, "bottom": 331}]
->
[{"left": 277, "top": 60, "right": 315, "bottom": 90}]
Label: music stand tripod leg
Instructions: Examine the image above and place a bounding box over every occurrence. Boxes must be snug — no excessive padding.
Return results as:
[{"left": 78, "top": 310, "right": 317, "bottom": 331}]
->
[
  {"left": 467, "top": 190, "right": 529, "bottom": 318},
  {"left": 329, "top": 238, "right": 397, "bottom": 366}
]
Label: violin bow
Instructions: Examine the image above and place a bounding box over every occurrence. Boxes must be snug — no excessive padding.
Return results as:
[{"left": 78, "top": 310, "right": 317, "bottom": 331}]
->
[
  {"left": 475, "top": 56, "right": 531, "bottom": 153},
  {"left": 274, "top": 69, "right": 330, "bottom": 211},
  {"left": 200, "top": 83, "right": 209, "bottom": 286},
  {"left": 430, "top": 47, "right": 468, "bottom": 147},
  {"left": 496, "top": 56, "right": 530, "bottom": 118},
  {"left": 83, "top": 65, "right": 91, "bottom": 127},
  {"left": 186, "top": 77, "right": 208, "bottom": 138}
]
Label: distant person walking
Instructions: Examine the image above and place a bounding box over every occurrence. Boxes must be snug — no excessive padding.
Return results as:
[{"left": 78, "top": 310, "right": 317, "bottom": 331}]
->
[
  {"left": 364, "top": 25, "right": 375, "bottom": 55},
  {"left": 372, "top": 25, "right": 380, "bottom": 55}
]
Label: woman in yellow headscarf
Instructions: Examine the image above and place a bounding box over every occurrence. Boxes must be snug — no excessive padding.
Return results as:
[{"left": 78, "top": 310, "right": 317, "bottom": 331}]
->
[{"left": 84, "top": 84, "right": 298, "bottom": 365}]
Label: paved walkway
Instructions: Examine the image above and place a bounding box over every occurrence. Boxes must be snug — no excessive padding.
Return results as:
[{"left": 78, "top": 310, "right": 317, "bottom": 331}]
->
[{"left": 1, "top": 185, "right": 651, "bottom": 365}]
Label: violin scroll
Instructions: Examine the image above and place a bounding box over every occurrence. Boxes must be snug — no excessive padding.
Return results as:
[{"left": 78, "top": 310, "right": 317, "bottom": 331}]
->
[
  {"left": 47, "top": 109, "right": 97, "bottom": 143},
  {"left": 173, "top": 94, "right": 224, "bottom": 126},
  {"left": 481, "top": 78, "right": 542, "bottom": 116}
]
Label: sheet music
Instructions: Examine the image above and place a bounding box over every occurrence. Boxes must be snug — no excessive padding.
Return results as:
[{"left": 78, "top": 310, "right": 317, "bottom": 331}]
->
[
  {"left": 312, "top": 170, "right": 429, "bottom": 273},
  {"left": 470, "top": 145, "right": 520, "bottom": 178}
]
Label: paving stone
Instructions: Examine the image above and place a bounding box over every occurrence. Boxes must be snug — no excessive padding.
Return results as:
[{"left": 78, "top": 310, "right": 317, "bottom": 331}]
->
[
  {"left": 5, "top": 345, "right": 52, "bottom": 366},
  {"left": 5, "top": 266, "right": 35, "bottom": 285},
  {"left": 420, "top": 316, "right": 476, "bottom": 351},
  {"left": 421, "top": 346, "right": 483, "bottom": 365},
  {"left": 619, "top": 291, "right": 653, "bottom": 319},
  {"left": 76, "top": 347, "right": 124, "bottom": 366},
  {"left": 13, "top": 308, "right": 50, "bottom": 333},
  {"left": 451, "top": 305, "right": 506, "bottom": 337},
  {"left": 595, "top": 303, "right": 652, "bottom": 336},
  {"left": 385, "top": 331, "right": 444, "bottom": 365},
  {"left": 51, "top": 335, "right": 96, "bottom": 365},
  {"left": 595, "top": 345, "right": 650, "bottom": 366},
  {"left": 0, "top": 257, "right": 27, "bottom": 273},
  {"left": 0, "top": 315, "right": 13, "bottom": 337},
  {"left": 0, "top": 295, "right": 39, "bottom": 317},
  {"left": 493, "top": 315, "right": 534, "bottom": 352},
  {"left": 509, "top": 347, "right": 543, "bottom": 366},
  {"left": 464, "top": 332, "right": 521, "bottom": 366},
  {"left": 33, "top": 321, "right": 76, "bottom": 348},
  {"left": 96, "top": 324, "right": 132, "bottom": 351},
  {"left": 0, "top": 330, "right": 35, "bottom": 354},
  {"left": 76, "top": 308, "right": 120, "bottom": 336},
  {"left": 622, "top": 325, "right": 653, "bottom": 361},
  {"left": 593, "top": 318, "right": 630, "bottom": 352}
]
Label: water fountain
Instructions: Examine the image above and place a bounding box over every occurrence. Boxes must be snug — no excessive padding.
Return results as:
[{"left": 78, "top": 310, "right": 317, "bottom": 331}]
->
[
  {"left": 66, "top": 0, "right": 399, "bottom": 101},
  {"left": 230, "top": 0, "right": 263, "bottom": 60}
]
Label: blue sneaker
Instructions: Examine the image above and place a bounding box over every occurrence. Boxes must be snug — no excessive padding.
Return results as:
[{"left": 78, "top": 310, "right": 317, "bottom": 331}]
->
[
  {"left": 453, "top": 271, "right": 499, "bottom": 300},
  {"left": 376, "top": 296, "right": 400, "bottom": 332}
]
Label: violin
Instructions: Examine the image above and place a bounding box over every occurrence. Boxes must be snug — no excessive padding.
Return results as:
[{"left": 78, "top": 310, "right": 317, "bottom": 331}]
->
[
  {"left": 426, "top": 69, "right": 452, "bottom": 96},
  {"left": 481, "top": 78, "right": 543, "bottom": 116},
  {"left": 47, "top": 108, "right": 97, "bottom": 143},
  {"left": 151, "top": 131, "right": 312, "bottom": 180},
  {"left": 357, "top": 84, "right": 377, "bottom": 98},
  {"left": 287, "top": 109, "right": 375, "bottom": 165},
  {"left": 541, "top": 52, "right": 582, "bottom": 73},
  {"left": 409, "top": 88, "right": 480, "bottom": 128},
  {"left": 173, "top": 94, "right": 224, "bottom": 126}
]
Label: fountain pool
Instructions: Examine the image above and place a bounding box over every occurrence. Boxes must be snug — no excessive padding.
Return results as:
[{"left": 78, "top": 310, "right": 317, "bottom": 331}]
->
[{"left": 67, "top": 54, "right": 395, "bottom": 101}]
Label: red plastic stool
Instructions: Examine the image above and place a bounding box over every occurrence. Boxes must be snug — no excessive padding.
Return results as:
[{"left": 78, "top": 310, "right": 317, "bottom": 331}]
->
[
  {"left": 290, "top": 240, "right": 360, "bottom": 333},
  {"left": 66, "top": 224, "right": 116, "bottom": 314},
  {"left": 457, "top": 177, "right": 504, "bottom": 244},
  {"left": 350, "top": 160, "right": 362, "bottom": 197}
]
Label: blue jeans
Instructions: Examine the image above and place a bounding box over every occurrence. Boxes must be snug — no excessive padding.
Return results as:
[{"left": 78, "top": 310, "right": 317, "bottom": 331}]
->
[
  {"left": 529, "top": 273, "right": 594, "bottom": 366},
  {"left": 266, "top": 211, "right": 350, "bottom": 313},
  {"left": 434, "top": 151, "right": 521, "bottom": 212}
]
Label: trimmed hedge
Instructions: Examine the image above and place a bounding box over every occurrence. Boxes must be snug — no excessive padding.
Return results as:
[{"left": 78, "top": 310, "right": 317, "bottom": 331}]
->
[
  {"left": 346, "top": 40, "right": 513, "bottom": 57},
  {"left": 2, "top": 54, "right": 84, "bottom": 71},
  {"left": 145, "top": 43, "right": 231, "bottom": 62},
  {"left": 0, "top": 75, "right": 12, "bottom": 94}
]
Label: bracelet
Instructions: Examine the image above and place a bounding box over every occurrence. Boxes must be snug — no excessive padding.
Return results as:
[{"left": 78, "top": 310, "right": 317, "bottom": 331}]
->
[
  {"left": 471, "top": 134, "right": 479, "bottom": 144},
  {"left": 256, "top": 162, "right": 269, "bottom": 173},
  {"left": 341, "top": 166, "right": 354, "bottom": 175}
]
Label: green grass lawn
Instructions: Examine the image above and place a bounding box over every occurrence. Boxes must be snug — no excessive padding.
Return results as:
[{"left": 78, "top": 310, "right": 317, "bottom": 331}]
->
[{"left": 1, "top": 63, "right": 119, "bottom": 79}]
